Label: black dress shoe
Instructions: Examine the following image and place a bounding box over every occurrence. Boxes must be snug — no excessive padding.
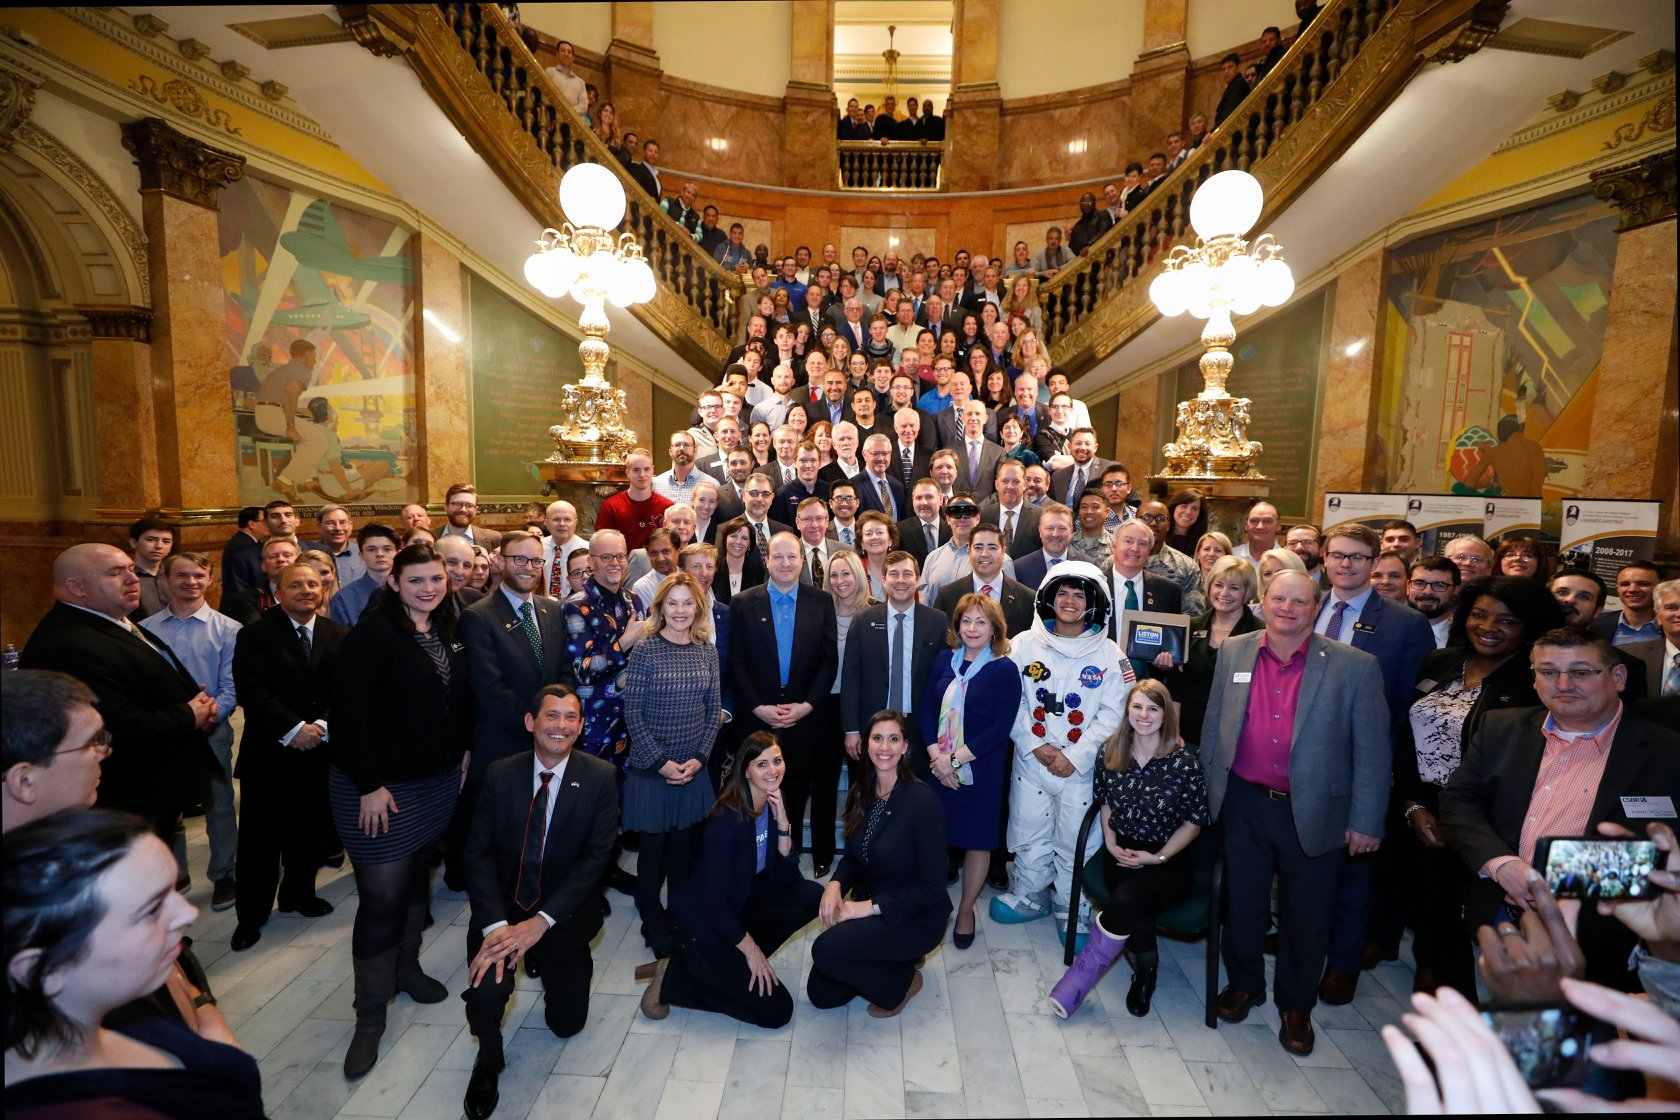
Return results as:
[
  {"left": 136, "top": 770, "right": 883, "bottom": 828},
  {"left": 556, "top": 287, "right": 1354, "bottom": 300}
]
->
[
  {"left": 463, "top": 1052, "right": 503, "bottom": 1119},
  {"left": 607, "top": 865, "right": 637, "bottom": 896},
  {"left": 986, "top": 865, "right": 1010, "bottom": 891},
  {"left": 230, "top": 925, "right": 263, "bottom": 952},
  {"left": 525, "top": 957, "right": 540, "bottom": 979},
  {"left": 278, "top": 897, "right": 335, "bottom": 918},
  {"left": 810, "top": 860, "right": 832, "bottom": 878},
  {"left": 323, "top": 851, "right": 346, "bottom": 870},
  {"left": 1126, "top": 966, "right": 1158, "bottom": 1017},
  {"left": 952, "top": 926, "right": 975, "bottom": 951},
  {"left": 1318, "top": 966, "right": 1359, "bottom": 1005}
]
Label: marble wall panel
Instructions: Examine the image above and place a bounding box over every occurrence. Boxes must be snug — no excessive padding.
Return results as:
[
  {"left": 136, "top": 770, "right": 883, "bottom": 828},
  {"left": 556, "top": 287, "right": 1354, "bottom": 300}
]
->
[
  {"left": 1113, "top": 375, "right": 1161, "bottom": 480},
  {"left": 839, "top": 225, "right": 939, "bottom": 267},
  {"left": 89, "top": 337, "right": 162, "bottom": 511},
  {"left": 1584, "top": 219, "right": 1678, "bottom": 506},
  {"left": 997, "top": 88, "right": 1133, "bottom": 188},
  {"left": 658, "top": 80, "right": 785, "bottom": 187},
  {"left": 1315, "top": 250, "right": 1384, "bottom": 510}
]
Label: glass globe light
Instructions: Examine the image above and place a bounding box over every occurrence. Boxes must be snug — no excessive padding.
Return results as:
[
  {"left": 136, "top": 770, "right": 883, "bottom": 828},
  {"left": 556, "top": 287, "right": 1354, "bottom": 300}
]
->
[
  {"left": 605, "top": 255, "right": 640, "bottom": 307},
  {"left": 1149, "top": 267, "right": 1188, "bottom": 317},
  {"left": 558, "top": 162, "right": 627, "bottom": 230},
  {"left": 523, "top": 250, "right": 549, "bottom": 292},
  {"left": 624, "top": 257, "right": 656, "bottom": 305},
  {"left": 1189, "top": 170, "right": 1264, "bottom": 239},
  {"left": 1220, "top": 254, "right": 1261, "bottom": 314},
  {"left": 1257, "top": 255, "right": 1295, "bottom": 306},
  {"left": 574, "top": 248, "right": 618, "bottom": 301}
]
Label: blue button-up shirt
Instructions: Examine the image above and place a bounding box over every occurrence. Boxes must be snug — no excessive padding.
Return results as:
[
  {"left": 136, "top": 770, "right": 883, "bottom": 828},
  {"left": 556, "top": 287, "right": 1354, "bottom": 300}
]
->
[
  {"left": 769, "top": 582, "right": 799, "bottom": 687},
  {"left": 1611, "top": 614, "right": 1660, "bottom": 647},
  {"left": 331, "top": 573, "right": 382, "bottom": 625},
  {"left": 308, "top": 540, "right": 366, "bottom": 586},
  {"left": 141, "top": 603, "right": 240, "bottom": 720}
]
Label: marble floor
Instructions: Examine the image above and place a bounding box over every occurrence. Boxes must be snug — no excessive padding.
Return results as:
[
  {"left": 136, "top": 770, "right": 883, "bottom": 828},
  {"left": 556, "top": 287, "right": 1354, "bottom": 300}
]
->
[{"left": 176, "top": 817, "right": 1418, "bottom": 1119}]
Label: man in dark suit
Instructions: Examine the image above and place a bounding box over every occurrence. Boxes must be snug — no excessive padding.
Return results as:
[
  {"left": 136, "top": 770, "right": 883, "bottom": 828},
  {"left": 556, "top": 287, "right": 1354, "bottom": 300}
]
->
[
  {"left": 627, "top": 138, "right": 662, "bottom": 200},
  {"left": 1105, "top": 522, "right": 1183, "bottom": 669},
  {"left": 1013, "top": 503, "right": 1077, "bottom": 593},
  {"left": 1048, "top": 430, "right": 1110, "bottom": 507},
  {"left": 933, "top": 525, "right": 1034, "bottom": 638},
  {"left": 769, "top": 445, "right": 831, "bottom": 526},
  {"left": 724, "top": 472, "right": 792, "bottom": 561},
  {"left": 891, "top": 408, "right": 936, "bottom": 491},
  {"left": 933, "top": 383, "right": 999, "bottom": 450},
  {"left": 1311, "top": 523, "right": 1437, "bottom": 1002},
  {"left": 980, "top": 459, "right": 1043, "bottom": 560},
  {"left": 852, "top": 434, "right": 907, "bottom": 522},
  {"left": 219, "top": 506, "right": 268, "bottom": 599},
  {"left": 1439, "top": 627, "right": 1680, "bottom": 991},
  {"left": 229, "top": 561, "right": 348, "bottom": 950},
  {"left": 898, "top": 479, "right": 951, "bottom": 567},
  {"left": 453, "top": 530, "right": 577, "bottom": 889},
  {"left": 462, "top": 684, "right": 619, "bottom": 1119},
  {"left": 842, "top": 550, "right": 948, "bottom": 778},
  {"left": 729, "top": 533, "right": 839, "bottom": 852},
  {"left": 1001, "top": 374, "right": 1052, "bottom": 446},
  {"left": 947, "top": 401, "right": 1006, "bottom": 503},
  {"left": 802, "top": 367, "right": 855, "bottom": 429},
  {"left": 20, "top": 543, "right": 218, "bottom": 842},
  {"left": 1202, "top": 571, "right": 1389, "bottom": 1057},
  {"left": 221, "top": 536, "right": 302, "bottom": 626}
]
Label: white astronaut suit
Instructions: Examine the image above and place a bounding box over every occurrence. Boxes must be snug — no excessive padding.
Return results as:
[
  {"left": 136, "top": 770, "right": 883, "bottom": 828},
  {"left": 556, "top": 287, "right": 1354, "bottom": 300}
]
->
[{"left": 992, "top": 559, "right": 1133, "bottom": 930}]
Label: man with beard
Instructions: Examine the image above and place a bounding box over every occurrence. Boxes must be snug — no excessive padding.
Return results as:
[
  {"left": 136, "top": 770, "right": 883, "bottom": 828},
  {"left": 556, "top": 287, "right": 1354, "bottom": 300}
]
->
[
  {"left": 1406, "top": 557, "right": 1460, "bottom": 649},
  {"left": 1549, "top": 569, "right": 1649, "bottom": 699},
  {"left": 1285, "top": 524, "right": 1324, "bottom": 588},
  {"left": 440, "top": 483, "right": 502, "bottom": 552}
]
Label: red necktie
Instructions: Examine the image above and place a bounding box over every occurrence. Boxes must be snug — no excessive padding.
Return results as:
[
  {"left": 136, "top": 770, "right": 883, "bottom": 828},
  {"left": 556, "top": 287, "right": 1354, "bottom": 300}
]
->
[{"left": 514, "top": 770, "right": 554, "bottom": 911}]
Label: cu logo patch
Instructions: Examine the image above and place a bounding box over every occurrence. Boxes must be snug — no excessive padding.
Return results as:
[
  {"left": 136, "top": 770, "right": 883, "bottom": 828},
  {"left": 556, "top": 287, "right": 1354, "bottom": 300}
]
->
[{"left": 1023, "top": 661, "right": 1050, "bottom": 682}]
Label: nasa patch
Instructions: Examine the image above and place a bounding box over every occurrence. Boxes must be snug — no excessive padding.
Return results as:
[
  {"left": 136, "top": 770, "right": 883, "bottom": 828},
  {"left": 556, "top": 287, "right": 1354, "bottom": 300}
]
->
[{"left": 1078, "top": 665, "right": 1107, "bottom": 689}]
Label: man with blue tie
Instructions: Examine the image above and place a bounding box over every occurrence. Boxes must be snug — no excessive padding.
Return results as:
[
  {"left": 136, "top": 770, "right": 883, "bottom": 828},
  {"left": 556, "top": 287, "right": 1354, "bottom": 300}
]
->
[
  {"left": 856, "top": 434, "right": 906, "bottom": 522},
  {"left": 1310, "top": 522, "right": 1433, "bottom": 1006},
  {"left": 729, "top": 534, "right": 839, "bottom": 858},
  {"left": 1007, "top": 374, "right": 1051, "bottom": 441},
  {"left": 802, "top": 367, "right": 854, "bottom": 429}
]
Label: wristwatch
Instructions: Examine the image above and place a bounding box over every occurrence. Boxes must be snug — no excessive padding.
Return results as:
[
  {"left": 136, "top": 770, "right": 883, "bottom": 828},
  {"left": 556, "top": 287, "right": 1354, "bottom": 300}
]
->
[{"left": 192, "top": 991, "right": 218, "bottom": 1009}]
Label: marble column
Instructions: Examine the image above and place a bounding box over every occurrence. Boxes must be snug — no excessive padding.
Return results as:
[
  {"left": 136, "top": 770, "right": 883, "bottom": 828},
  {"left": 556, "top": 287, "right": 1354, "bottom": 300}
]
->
[
  {"left": 1313, "top": 247, "right": 1385, "bottom": 516},
  {"left": 120, "top": 117, "right": 244, "bottom": 514},
  {"left": 1581, "top": 202, "right": 1677, "bottom": 507},
  {"left": 82, "top": 307, "right": 162, "bottom": 515},
  {"left": 946, "top": 0, "right": 1002, "bottom": 192},
  {"left": 783, "top": 0, "right": 838, "bottom": 191},
  {"left": 415, "top": 233, "right": 470, "bottom": 503},
  {"left": 606, "top": 1, "right": 663, "bottom": 144},
  {"left": 1130, "top": 0, "right": 1191, "bottom": 153},
  {"left": 1112, "top": 375, "right": 1160, "bottom": 483}
]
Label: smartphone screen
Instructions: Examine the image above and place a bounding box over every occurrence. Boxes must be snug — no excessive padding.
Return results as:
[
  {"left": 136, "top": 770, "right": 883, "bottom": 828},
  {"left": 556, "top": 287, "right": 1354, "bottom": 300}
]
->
[
  {"left": 1537, "top": 837, "right": 1658, "bottom": 901},
  {"left": 1480, "top": 1005, "right": 1592, "bottom": 1089}
]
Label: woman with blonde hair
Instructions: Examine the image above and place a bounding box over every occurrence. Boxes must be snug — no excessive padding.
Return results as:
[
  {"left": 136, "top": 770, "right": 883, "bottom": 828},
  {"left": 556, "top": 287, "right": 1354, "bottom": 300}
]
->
[
  {"left": 920, "top": 593, "right": 1022, "bottom": 949},
  {"left": 623, "top": 571, "right": 721, "bottom": 959},
  {"left": 1255, "top": 546, "right": 1306, "bottom": 606},
  {"left": 809, "top": 549, "right": 875, "bottom": 875},
  {"left": 1010, "top": 329, "right": 1047, "bottom": 380},
  {"left": 1193, "top": 531, "right": 1233, "bottom": 589},
  {"left": 1162, "top": 555, "right": 1260, "bottom": 746},
  {"left": 300, "top": 548, "right": 340, "bottom": 618},
  {"left": 1004, "top": 274, "right": 1042, "bottom": 335},
  {"left": 1047, "top": 678, "right": 1208, "bottom": 1019},
  {"left": 593, "top": 100, "right": 621, "bottom": 151},
  {"left": 855, "top": 511, "right": 898, "bottom": 600}
]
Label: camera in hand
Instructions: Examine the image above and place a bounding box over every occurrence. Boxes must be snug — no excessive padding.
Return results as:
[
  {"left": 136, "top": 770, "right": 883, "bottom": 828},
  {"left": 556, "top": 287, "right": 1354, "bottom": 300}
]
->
[
  {"left": 1535, "top": 836, "right": 1658, "bottom": 901},
  {"left": 1480, "top": 1004, "right": 1592, "bottom": 1089}
]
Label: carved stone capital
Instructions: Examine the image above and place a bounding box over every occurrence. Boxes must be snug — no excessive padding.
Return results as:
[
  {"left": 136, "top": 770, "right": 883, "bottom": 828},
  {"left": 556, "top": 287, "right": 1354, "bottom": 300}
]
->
[
  {"left": 1590, "top": 150, "right": 1678, "bottom": 233},
  {"left": 0, "top": 62, "right": 42, "bottom": 150},
  {"left": 77, "top": 304, "right": 155, "bottom": 343},
  {"left": 120, "top": 116, "right": 245, "bottom": 209},
  {"left": 1420, "top": 0, "right": 1509, "bottom": 64}
]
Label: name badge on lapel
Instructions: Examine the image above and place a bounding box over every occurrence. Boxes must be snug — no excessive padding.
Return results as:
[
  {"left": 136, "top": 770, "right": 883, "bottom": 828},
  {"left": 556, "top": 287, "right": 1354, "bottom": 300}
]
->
[
  {"left": 1353, "top": 621, "right": 1375, "bottom": 633},
  {"left": 1233, "top": 672, "right": 1252, "bottom": 683},
  {"left": 1622, "top": 796, "right": 1676, "bottom": 818}
]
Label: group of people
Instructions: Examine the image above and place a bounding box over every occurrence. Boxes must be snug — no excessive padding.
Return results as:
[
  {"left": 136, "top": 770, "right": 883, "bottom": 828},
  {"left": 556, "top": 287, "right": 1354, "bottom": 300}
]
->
[{"left": 6, "top": 406, "right": 1680, "bottom": 1116}]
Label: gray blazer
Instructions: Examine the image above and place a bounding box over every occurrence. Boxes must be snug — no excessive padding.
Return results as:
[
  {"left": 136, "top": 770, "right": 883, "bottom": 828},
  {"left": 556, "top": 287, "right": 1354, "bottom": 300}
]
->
[
  {"left": 1622, "top": 638, "right": 1667, "bottom": 697},
  {"left": 1201, "top": 631, "right": 1391, "bottom": 857}
]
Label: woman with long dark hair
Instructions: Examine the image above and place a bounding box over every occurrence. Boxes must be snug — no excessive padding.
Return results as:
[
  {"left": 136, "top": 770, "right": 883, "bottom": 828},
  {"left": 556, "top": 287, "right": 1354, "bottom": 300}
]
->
[
  {"left": 330, "top": 544, "right": 470, "bottom": 1078},
  {"left": 1495, "top": 536, "right": 1550, "bottom": 584},
  {"left": 4, "top": 809, "right": 265, "bottom": 1119},
  {"left": 1163, "top": 488, "right": 1207, "bottom": 556},
  {"left": 807, "top": 711, "right": 951, "bottom": 1017},
  {"left": 713, "top": 517, "right": 766, "bottom": 605},
  {"left": 1394, "top": 576, "right": 1565, "bottom": 997},
  {"left": 638, "top": 733, "right": 823, "bottom": 1028}
]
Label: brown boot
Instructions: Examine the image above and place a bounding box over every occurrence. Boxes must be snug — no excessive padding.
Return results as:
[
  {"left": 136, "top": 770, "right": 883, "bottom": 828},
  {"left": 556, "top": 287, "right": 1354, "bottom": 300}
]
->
[
  {"left": 1215, "top": 984, "right": 1265, "bottom": 1023},
  {"left": 868, "top": 970, "right": 923, "bottom": 1018},
  {"left": 1318, "top": 965, "right": 1359, "bottom": 1005},
  {"left": 1278, "top": 1010, "right": 1315, "bottom": 1056}
]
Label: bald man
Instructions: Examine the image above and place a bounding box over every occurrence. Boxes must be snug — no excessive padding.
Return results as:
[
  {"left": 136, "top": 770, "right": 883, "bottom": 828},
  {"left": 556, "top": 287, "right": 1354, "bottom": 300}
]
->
[
  {"left": 21, "top": 544, "right": 220, "bottom": 851},
  {"left": 541, "top": 500, "right": 589, "bottom": 597}
]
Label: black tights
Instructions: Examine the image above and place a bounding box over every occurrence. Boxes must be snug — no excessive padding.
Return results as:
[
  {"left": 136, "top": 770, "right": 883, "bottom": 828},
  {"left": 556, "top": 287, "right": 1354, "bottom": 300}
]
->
[
  {"left": 634, "top": 827, "right": 695, "bottom": 958},
  {"left": 351, "top": 840, "right": 437, "bottom": 958}
]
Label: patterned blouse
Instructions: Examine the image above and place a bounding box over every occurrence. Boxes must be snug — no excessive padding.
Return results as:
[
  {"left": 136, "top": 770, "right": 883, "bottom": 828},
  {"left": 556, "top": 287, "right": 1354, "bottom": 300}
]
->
[
  {"left": 624, "top": 635, "right": 721, "bottom": 770},
  {"left": 1408, "top": 673, "right": 1482, "bottom": 788},
  {"left": 1094, "top": 748, "right": 1211, "bottom": 850},
  {"left": 563, "top": 578, "right": 635, "bottom": 762}
]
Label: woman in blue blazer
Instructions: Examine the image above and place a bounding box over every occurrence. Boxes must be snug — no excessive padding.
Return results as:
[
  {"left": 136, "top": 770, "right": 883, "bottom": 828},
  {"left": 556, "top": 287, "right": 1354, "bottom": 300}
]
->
[
  {"left": 639, "top": 732, "right": 821, "bottom": 1028},
  {"left": 808, "top": 711, "right": 951, "bottom": 1017},
  {"left": 920, "top": 593, "right": 1021, "bottom": 950}
]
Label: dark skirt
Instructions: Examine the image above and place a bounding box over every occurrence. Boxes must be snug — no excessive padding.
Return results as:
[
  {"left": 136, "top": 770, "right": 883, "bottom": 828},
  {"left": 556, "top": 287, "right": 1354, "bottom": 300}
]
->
[
  {"left": 329, "top": 765, "right": 458, "bottom": 865},
  {"left": 622, "top": 769, "right": 715, "bottom": 832}
]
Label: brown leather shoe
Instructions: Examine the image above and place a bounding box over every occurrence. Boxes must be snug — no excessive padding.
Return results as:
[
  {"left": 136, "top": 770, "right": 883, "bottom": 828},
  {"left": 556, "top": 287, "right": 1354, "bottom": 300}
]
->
[
  {"left": 1318, "top": 965, "right": 1359, "bottom": 1005},
  {"left": 1278, "top": 1011, "right": 1315, "bottom": 1055},
  {"left": 1215, "top": 985, "right": 1265, "bottom": 1023},
  {"left": 1361, "top": 942, "right": 1398, "bottom": 970},
  {"left": 868, "top": 970, "right": 923, "bottom": 1018}
]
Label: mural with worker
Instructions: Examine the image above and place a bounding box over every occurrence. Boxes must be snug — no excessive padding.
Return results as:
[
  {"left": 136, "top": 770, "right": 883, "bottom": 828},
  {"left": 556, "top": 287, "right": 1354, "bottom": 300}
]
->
[
  {"left": 1375, "top": 191, "right": 1621, "bottom": 505},
  {"left": 220, "top": 174, "right": 420, "bottom": 505}
]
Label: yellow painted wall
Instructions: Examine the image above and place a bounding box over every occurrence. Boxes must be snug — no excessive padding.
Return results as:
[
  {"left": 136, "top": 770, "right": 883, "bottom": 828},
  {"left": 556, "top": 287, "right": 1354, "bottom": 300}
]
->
[
  {"left": 1186, "top": 0, "right": 1299, "bottom": 60},
  {"left": 518, "top": 3, "right": 615, "bottom": 54},
  {"left": 996, "top": 0, "right": 1144, "bottom": 99},
  {"left": 6, "top": 8, "right": 388, "bottom": 194},
  {"left": 652, "top": 2, "right": 792, "bottom": 98}
]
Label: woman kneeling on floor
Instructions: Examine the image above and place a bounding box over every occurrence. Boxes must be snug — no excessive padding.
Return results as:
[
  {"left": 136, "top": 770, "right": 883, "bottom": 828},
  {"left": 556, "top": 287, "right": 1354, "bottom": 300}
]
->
[{"left": 1048, "top": 679, "right": 1208, "bottom": 1018}]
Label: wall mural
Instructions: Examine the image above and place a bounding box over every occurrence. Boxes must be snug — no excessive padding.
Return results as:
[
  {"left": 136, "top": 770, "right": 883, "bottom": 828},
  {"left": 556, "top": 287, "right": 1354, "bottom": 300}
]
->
[
  {"left": 1376, "top": 192, "right": 1621, "bottom": 508},
  {"left": 219, "top": 174, "right": 420, "bottom": 506}
]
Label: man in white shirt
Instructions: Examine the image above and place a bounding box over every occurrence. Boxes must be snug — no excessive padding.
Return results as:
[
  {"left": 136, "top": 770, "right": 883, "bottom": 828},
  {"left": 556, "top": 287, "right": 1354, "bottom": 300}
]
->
[
  {"left": 1044, "top": 371, "right": 1092, "bottom": 432},
  {"left": 981, "top": 459, "right": 1042, "bottom": 560},
  {"left": 794, "top": 498, "right": 835, "bottom": 588},
  {"left": 751, "top": 365, "right": 801, "bottom": 433},
  {"left": 1231, "top": 501, "right": 1280, "bottom": 561},
  {"left": 543, "top": 40, "right": 589, "bottom": 120},
  {"left": 1014, "top": 502, "right": 1076, "bottom": 593},
  {"left": 886, "top": 302, "right": 923, "bottom": 361},
  {"left": 919, "top": 494, "right": 1017, "bottom": 602},
  {"left": 653, "top": 431, "right": 702, "bottom": 505},
  {"left": 540, "top": 501, "right": 588, "bottom": 598},
  {"left": 687, "top": 390, "right": 724, "bottom": 458},
  {"left": 695, "top": 415, "right": 742, "bottom": 482},
  {"left": 828, "top": 480, "right": 861, "bottom": 548}
]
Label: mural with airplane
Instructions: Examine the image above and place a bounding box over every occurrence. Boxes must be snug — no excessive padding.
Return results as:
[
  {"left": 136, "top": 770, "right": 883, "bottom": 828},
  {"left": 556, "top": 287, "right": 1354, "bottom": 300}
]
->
[{"left": 220, "top": 174, "right": 420, "bottom": 505}]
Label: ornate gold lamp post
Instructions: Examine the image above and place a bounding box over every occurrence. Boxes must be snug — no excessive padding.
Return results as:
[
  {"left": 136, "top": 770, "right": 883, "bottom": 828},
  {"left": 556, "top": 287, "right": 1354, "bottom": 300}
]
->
[
  {"left": 523, "top": 162, "right": 656, "bottom": 472},
  {"left": 1149, "top": 170, "right": 1294, "bottom": 532}
]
